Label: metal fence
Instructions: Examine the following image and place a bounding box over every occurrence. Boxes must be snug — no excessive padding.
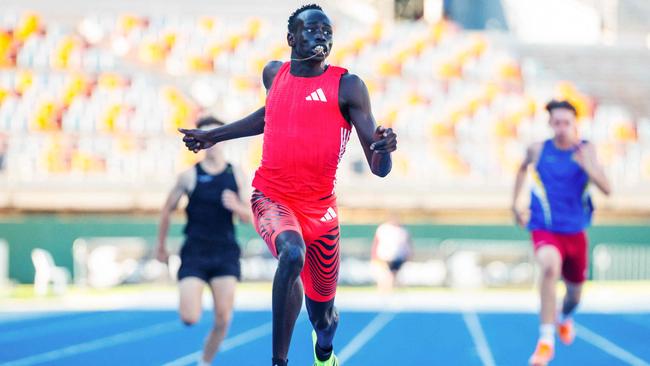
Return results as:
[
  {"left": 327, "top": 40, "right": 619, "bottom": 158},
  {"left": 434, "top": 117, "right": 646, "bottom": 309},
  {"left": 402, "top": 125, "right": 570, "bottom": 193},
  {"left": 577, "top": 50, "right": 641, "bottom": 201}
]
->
[{"left": 593, "top": 243, "right": 650, "bottom": 281}]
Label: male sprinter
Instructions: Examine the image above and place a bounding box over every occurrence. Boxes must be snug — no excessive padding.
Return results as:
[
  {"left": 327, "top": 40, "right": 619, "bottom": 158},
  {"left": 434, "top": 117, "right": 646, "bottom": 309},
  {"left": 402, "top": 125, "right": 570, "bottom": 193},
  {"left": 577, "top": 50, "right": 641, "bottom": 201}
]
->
[
  {"left": 512, "top": 100, "right": 610, "bottom": 366},
  {"left": 158, "top": 117, "right": 251, "bottom": 366},
  {"left": 178, "top": 4, "right": 397, "bottom": 366}
]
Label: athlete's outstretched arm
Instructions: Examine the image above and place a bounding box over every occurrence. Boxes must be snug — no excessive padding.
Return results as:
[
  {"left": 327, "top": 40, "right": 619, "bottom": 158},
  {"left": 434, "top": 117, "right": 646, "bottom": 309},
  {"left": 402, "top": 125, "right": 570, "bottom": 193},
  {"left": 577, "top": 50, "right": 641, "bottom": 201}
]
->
[
  {"left": 179, "top": 61, "right": 283, "bottom": 153},
  {"left": 180, "top": 108, "right": 266, "bottom": 152},
  {"left": 512, "top": 144, "right": 538, "bottom": 227},
  {"left": 340, "top": 73, "right": 396, "bottom": 177},
  {"left": 574, "top": 142, "right": 611, "bottom": 195},
  {"left": 157, "top": 170, "right": 193, "bottom": 262}
]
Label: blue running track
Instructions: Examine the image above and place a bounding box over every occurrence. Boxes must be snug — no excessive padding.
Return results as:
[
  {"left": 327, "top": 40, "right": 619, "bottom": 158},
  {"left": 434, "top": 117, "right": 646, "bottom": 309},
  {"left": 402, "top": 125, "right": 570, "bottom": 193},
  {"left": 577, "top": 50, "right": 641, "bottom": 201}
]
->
[{"left": 0, "top": 310, "right": 648, "bottom": 365}]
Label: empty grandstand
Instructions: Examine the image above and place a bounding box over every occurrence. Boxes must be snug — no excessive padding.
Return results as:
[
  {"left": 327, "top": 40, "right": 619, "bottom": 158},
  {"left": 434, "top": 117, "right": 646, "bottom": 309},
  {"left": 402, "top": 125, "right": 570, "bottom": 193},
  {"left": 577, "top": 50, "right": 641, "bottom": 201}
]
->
[{"left": 0, "top": 0, "right": 648, "bottom": 213}]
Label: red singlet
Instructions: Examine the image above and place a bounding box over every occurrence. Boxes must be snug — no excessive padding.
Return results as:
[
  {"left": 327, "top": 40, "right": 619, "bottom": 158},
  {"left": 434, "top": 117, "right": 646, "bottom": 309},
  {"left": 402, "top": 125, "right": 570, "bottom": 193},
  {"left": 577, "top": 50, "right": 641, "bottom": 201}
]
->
[{"left": 252, "top": 62, "right": 352, "bottom": 203}]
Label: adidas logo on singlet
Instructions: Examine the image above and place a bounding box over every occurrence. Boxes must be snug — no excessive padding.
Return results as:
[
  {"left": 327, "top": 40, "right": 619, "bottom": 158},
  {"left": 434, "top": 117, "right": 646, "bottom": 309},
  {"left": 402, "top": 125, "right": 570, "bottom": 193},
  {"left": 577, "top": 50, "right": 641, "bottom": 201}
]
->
[
  {"left": 319, "top": 207, "right": 337, "bottom": 222},
  {"left": 305, "top": 88, "right": 327, "bottom": 102}
]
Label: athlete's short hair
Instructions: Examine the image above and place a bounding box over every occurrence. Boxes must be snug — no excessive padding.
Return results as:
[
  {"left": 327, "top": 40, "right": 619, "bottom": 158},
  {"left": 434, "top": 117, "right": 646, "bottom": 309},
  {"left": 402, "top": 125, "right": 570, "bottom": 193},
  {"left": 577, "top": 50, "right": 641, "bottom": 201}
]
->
[
  {"left": 546, "top": 100, "right": 577, "bottom": 116},
  {"left": 196, "top": 116, "right": 225, "bottom": 129},
  {"left": 288, "top": 4, "right": 323, "bottom": 33}
]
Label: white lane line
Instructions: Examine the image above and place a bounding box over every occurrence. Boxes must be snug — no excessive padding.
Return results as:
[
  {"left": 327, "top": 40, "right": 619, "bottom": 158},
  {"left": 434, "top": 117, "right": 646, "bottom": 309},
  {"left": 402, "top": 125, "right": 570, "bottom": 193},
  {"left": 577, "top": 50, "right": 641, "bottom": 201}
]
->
[
  {"left": 162, "top": 321, "right": 273, "bottom": 366},
  {"left": 338, "top": 312, "right": 395, "bottom": 364},
  {"left": 462, "top": 311, "right": 496, "bottom": 366},
  {"left": 3, "top": 320, "right": 181, "bottom": 366},
  {"left": 576, "top": 323, "right": 650, "bottom": 366},
  {"left": 0, "top": 312, "right": 131, "bottom": 343},
  {"left": 0, "top": 312, "right": 68, "bottom": 324}
]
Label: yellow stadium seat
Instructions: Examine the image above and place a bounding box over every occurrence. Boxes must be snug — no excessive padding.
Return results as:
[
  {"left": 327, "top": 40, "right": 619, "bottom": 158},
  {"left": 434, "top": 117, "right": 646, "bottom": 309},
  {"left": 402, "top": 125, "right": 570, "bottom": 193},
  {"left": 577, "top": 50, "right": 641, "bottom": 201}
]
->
[
  {"left": 437, "top": 60, "right": 462, "bottom": 79},
  {"left": 467, "top": 97, "right": 483, "bottom": 115},
  {"left": 405, "top": 92, "right": 426, "bottom": 106},
  {"left": 246, "top": 18, "right": 262, "bottom": 40},
  {"left": 351, "top": 37, "right": 366, "bottom": 53},
  {"left": 431, "top": 121, "right": 454, "bottom": 138},
  {"left": 378, "top": 59, "right": 401, "bottom": 77},
  {"left": 62, "top": 73, "right": 89, "bottom": 107},
  {"left": 369, "top": 23, "right": 383, "bottom": 43},
  {"left": 161, "top": 86, "right": 198, "bottom": 132},
  {"left": 271, "top": 43, "right": 288, "bottom": 60},
  {"left": 0, "top": 29, "right": 14, "bottom": 67},
  {"left": 138, "top": 40, "right": 165, "bottom": 63},
  {"left": 411, "top": 38, "right": 428, "bottom": 55},
  {"left": 98, "top": 72, "right": 127, "bottom": 89},
  {"left": 187, "top": 54, "right": 213, "bottom": 72},
  {"left": 613, "top": 122, "right": 637, "bottom": 142},
  {"left": 207, "top": 43, "right": 224, "bottom": 59},
  {"left": 250, "top": 56, "right": 268, "bottom": 74},
  {"left": 232, "top": 75, "right": 258, "bottom": 92},
  {"left": 226, "top": 34, "right": 243, "bottom": 52},
  {"left": 494, "top": 117, "right": 517, "bottom": 138},
  {"left": 31, "top": 100, "right": 60, "bottom": 131},
  {"left": 16, "top": 12, "right": 42, "bottom": 42},
  {"left": 524, "top": 96, "right": 537, "bottom": 117},
  {"left": 116, "top": 135, "right": 136, "bottom": 152},
  {"left": 101, "top": 104, "right": 122, "bottom": 132},
  {"left": 498, "top": 60, "right": 521, "bottom": 81},
  {"left": 162, "top": 32, "right": 177, "bottom": 51},
  {"left": 198, "top": 16, "right": 217, "bottom": 33},
  {"left": 0, "top": 87, "right": 9, "bottom": 104},
  {"left": 381, "top": 108, "right": 398, "bottom": 128},
  {"left": 469, "top": 35, "right": 488, "bottom": 58},
  {"left": 43, "top": 135, "right": 67, "bottom": 173},
  {"left": 117, "top": 14, "right": 146, "bottom": 35},
  {"left": 482, "top": 83, "right": 501, "bottom": 104},
  {"left": 52, "top": 36, "right": 81, "bottom": 69},
  {"left": 16, "top": 70, "right": 34, "bottom": 95}
]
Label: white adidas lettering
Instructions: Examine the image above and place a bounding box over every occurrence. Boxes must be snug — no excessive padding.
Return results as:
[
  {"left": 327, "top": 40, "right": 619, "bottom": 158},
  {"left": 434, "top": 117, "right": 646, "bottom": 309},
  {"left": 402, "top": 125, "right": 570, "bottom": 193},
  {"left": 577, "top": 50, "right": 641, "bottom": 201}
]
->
[
  {"left": 320, "top": 207, "right": 338, "bottom": 222},
  {"left": 338, "top": 127, "right": 351, "bottom": 164},
  {"left": 305, "top": 88, "right": 327, "bottom": 102}
]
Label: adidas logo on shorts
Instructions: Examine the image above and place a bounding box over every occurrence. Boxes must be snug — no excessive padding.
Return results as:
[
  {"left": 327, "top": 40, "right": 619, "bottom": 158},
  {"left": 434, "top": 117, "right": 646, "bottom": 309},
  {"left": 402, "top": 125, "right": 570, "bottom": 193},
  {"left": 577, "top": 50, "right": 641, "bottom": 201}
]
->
[{"left": 319, "top": 207, "right": 337, "bottom": 222}]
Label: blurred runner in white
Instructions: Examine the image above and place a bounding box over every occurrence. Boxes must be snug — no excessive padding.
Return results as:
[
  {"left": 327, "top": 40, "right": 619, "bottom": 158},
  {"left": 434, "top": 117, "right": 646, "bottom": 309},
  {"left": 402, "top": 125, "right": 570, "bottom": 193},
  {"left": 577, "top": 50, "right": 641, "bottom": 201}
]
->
[{"left": 371, "top": 216, "right": 412, "bottom": 292}]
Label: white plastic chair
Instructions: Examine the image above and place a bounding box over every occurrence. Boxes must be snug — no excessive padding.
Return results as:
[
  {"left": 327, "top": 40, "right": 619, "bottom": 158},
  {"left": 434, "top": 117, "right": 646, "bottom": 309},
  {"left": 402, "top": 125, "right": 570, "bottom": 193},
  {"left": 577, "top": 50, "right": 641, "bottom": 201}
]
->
[{"left": 31, "top": 248, "right": 70, "bottom": 296}]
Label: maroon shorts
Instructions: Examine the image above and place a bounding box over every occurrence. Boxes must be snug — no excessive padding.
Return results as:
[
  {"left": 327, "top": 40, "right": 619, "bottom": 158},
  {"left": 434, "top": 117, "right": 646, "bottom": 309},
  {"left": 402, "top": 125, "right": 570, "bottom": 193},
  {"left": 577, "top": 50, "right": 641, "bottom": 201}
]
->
[
  {"left": 531, "top": 229, "right": 588, "bottom": 283},
  {"left": 251, "top": 190, "right": 340, "bottom": 302}
]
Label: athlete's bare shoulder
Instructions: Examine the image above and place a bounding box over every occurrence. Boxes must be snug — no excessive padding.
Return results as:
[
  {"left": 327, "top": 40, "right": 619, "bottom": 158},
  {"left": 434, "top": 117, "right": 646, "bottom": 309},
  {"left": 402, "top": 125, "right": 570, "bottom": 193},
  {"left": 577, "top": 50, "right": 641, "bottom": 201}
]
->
[
  {"left": 177, "top": 166, "right": 196, "bottom": 192},
  {"left": 529, "top": 141, "right": 544, "bottom": 153},
  {"left": 340, "top": 72, "right": 364, "bottom": 91},
  {"left": 262, "top": 61, "right": 283, "bottom": 90},
  {"left": 527, "top": 141, "right": 544, "bottom": 163},
  {"left": 339, "top": 72, "right": 368, "bottom": 106}
]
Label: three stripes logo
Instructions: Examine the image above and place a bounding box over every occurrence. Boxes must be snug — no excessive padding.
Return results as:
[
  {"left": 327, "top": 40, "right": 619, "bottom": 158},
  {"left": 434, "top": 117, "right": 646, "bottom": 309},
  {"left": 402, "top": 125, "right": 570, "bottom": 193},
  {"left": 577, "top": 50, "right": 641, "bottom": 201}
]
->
[
  {"left": 305, "top": 88, "right": 328, "bottom": 102},
  {"left": 319, "top": 207, "right": 337, "bottom": 222}
]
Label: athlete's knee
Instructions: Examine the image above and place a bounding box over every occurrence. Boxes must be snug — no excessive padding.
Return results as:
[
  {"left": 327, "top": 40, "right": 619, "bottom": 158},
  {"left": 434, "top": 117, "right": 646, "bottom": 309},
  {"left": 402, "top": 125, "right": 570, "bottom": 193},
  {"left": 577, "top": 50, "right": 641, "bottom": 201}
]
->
[
  {"left": 180, "top": 311, "right": 201, "bottom": 326},
  {"left": 279, "top": 245, "right": 305, "bottom": 277},
  {"left": 213, "top": 310, "right": 232, "bottom": 330},
  {"left": 538, "top": 251, "right": 561, "bottom": 279},
  {"left": 277, "top": 233, "right": 306, "bottom": 276},
  {"left": 541, "top": 262, "right": 561, "bottom": 280}
]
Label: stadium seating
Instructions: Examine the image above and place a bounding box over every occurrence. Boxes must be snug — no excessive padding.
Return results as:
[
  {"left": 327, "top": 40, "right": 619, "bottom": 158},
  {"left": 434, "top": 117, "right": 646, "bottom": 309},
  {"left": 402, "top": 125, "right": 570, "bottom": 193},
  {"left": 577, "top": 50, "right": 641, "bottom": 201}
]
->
[{"left": 0, "top": 10, "right": 647, "bottom": 209}]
